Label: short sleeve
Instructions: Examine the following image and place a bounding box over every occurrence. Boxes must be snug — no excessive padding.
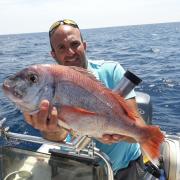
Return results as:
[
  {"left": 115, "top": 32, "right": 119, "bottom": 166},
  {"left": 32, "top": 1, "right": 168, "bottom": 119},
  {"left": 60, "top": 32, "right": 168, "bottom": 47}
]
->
[{"left": 88, "top": 60, "right": 136, "bottom": 99}]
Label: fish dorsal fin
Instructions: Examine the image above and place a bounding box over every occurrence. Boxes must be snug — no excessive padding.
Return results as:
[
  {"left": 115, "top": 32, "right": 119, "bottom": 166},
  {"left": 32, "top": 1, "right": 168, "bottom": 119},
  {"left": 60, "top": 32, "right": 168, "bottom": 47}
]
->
[
  {"left": 51, "top": 64, "right": 139, "bottom": 123},
  {"left": 68, "top": 66, "right": 99, "bottom": 82},
  {"left": 109, "top": 91, "right": 138, "bottom": 122},
  {"left": 69, "top": 66, "right": 138, "bottom": 122}
]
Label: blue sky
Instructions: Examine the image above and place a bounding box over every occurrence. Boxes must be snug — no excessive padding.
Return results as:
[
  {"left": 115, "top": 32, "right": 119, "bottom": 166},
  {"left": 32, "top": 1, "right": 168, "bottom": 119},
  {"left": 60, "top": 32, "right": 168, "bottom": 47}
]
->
[{"left": 0, "top": 0, "right": 180, "bottom": 35}]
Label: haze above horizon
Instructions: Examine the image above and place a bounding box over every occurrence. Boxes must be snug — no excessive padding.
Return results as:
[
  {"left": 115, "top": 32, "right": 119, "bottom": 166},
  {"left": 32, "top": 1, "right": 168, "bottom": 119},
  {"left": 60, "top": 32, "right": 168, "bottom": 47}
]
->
[{"left": 0, "top": 0, "right": 180, "bottom": 35}]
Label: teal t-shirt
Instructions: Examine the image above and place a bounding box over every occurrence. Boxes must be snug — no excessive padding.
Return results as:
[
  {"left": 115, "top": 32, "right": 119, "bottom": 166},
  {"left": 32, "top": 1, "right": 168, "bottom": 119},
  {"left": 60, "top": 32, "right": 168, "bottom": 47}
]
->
[{"left": 87, "top": 60, "right": 141, "bottom": 173}]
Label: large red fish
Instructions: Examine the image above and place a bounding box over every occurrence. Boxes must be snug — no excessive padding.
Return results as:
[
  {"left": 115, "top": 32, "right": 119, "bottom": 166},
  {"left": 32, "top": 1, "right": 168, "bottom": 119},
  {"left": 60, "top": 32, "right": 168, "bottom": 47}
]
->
[{"left": 2, "top": 64, "right": 164, "bottom": 160}]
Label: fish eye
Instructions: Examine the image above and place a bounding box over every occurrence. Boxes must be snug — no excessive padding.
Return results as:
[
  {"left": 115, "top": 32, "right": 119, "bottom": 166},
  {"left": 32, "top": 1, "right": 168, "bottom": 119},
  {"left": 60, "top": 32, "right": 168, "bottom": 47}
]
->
[{"left": 27, "top": 73, "right": 38, "bottom": 83}]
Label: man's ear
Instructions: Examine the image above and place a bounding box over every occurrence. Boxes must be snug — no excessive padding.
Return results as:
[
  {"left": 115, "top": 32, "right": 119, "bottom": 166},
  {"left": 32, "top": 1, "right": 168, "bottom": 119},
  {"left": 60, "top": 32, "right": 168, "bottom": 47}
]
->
[
  {"left": 51, "top": 51, "right": 57, "bottom": 60},
  {"left": 83, "top": 41, "right": 87, "bottom": 50},
  {"left": 51, "top": 51, "right": 61, "bottom": 64}
]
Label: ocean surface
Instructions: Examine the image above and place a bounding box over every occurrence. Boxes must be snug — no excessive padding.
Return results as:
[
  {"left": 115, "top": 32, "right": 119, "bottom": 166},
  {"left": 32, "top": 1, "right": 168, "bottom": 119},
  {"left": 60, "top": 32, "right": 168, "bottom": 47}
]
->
[{"left": 0, "top": 22, "right": 180, "bottom": 147}]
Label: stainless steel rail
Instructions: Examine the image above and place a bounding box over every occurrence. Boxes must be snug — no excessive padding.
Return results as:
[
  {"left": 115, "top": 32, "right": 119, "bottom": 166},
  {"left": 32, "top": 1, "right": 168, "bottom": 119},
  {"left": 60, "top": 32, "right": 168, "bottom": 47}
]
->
[{"left": 0, "top": 117, "right": 114, "bottom": 180}]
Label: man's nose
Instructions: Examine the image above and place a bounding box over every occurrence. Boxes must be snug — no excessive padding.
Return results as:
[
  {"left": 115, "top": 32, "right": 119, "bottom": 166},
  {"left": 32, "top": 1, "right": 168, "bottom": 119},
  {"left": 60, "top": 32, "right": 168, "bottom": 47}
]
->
[{"left": 66, "top": 47, "right": 75, "bottom": 56}]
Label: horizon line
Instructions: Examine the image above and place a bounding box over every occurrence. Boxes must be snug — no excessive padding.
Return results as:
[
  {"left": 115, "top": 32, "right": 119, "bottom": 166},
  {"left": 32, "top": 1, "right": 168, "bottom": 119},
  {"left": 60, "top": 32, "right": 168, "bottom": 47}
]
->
[{"left": 0, "top": 20, "right": 180, "bottom": 36}]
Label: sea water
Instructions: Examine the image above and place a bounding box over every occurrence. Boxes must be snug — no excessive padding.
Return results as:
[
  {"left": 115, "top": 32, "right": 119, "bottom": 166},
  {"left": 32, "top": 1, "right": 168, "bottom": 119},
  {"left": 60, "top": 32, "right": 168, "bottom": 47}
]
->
[{"left": 0, "top": 22, "right": 180, "bottom": 148}]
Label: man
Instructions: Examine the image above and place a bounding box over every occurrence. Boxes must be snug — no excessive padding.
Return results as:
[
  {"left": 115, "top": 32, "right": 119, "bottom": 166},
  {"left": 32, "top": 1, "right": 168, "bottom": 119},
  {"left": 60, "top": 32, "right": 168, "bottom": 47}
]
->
[{"left": 24, "top": 19, "right": 146, "bottom": 179}]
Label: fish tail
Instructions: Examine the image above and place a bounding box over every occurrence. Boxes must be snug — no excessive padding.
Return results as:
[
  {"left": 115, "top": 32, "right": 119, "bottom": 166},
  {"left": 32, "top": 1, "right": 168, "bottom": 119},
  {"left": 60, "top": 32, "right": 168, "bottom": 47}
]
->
[{"left": 140, "top": 126, "right": 164, "bottom": 160}]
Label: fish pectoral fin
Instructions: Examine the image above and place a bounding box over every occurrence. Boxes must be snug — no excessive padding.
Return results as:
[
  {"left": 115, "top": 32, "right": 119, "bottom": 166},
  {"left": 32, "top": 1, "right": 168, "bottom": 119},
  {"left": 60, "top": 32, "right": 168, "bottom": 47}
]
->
[{"left": 60, "top": 105, "right": 96, "bottom": 116}]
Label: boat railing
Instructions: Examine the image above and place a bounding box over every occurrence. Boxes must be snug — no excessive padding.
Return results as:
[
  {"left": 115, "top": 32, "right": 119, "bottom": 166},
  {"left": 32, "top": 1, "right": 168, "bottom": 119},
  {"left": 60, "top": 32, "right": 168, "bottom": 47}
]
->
[{"left": 0, "top": 117, "right": 114, "bottom": 180}]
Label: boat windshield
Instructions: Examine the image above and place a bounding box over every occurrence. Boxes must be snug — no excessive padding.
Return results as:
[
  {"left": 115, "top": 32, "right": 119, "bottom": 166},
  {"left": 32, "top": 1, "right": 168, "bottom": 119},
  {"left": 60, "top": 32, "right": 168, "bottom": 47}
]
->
[{"left": 0, "top": 146, "right": 109, "bottom": 180}]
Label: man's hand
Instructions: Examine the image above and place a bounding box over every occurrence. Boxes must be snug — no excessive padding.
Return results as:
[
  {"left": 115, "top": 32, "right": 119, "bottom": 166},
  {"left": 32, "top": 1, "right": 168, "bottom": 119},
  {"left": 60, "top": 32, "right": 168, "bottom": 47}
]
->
[
  {"left": 98, "top": 134, "right": 136, "bottom": 144},
  {"left": 24, "top": 100, "right": 59, "bottom": 132},
  {"left": 100, "top": 98, "right": 144, "bottom": 144},
  {"left": 23, "top": 100, "right": 68, "bottom": 142}
]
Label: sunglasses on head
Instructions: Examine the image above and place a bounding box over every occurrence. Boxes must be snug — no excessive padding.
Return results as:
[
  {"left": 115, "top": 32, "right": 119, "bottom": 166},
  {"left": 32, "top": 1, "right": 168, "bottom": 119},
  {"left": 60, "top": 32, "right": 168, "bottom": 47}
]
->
[{"left": 49, "top": 19, "right": 79, "bottom": 37}]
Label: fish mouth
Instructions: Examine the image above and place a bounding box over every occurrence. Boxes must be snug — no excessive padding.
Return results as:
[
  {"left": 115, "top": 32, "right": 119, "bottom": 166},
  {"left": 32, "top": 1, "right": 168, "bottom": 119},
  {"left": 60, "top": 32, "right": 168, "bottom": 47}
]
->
[
  {"left": 2, "top": 81, "right": 23, "bottom": 99},
  {"left": 2, "top": 81, "right": 12, "bottom": 93}
]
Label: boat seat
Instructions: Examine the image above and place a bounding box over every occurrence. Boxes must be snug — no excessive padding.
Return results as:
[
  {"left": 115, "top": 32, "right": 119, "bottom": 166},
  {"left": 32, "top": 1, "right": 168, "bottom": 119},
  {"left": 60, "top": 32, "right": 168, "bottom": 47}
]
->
[{"left": 161, "top": 135, "right": 180, "bottom": 180}]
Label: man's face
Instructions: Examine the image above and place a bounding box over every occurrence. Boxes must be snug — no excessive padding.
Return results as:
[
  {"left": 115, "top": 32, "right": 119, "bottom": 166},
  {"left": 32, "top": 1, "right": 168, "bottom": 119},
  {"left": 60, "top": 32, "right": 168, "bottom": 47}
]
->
[{"left": 50, "top": 25, "right": 87, "bottom": 68}]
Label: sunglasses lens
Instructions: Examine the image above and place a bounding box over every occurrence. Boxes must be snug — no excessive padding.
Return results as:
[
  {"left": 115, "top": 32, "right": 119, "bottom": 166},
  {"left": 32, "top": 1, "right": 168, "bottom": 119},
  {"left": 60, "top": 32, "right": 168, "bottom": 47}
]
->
[
  {"left": 63, "top": 19, "right": 77, "bottom": 26},
  {"left": 49, "top": 21, "right": 61, "bottom": 32},
  {"left": 49, "top": 19, "right": 79, "bottom": 37}
]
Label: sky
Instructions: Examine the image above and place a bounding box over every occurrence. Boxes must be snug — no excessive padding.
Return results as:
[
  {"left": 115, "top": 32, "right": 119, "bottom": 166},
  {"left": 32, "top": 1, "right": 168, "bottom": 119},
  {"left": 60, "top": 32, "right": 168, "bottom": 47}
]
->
[{"left": 0, "top": 0, "right": 180, "bottom": 35}]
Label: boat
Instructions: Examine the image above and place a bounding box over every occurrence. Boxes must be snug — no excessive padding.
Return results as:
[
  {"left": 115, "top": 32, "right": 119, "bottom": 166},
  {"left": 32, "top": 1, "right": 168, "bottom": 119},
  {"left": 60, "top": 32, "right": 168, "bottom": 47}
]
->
[
  {"left": 0, "top": 91, "right": 179, "bottom": 180},
  {"left": 0, "top": 125, "right": 114, "bottom": 180}
]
